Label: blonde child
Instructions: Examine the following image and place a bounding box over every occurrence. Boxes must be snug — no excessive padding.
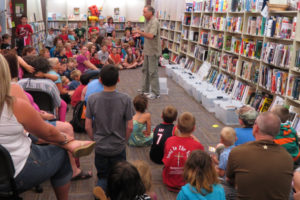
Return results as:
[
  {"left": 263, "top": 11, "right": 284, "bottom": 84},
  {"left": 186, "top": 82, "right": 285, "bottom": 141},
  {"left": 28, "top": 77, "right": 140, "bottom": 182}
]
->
[
  {"left": 123, "top": 47, "right": 137, "bottom": 69},
  {"left": 65, "top": 42, "right": 73, "bottom": 58},
  {"left": 212, "top": 127, "right": 236, "bottom": 178},
  {"left": 61, "top": 75, "right": 70, "bottom": 89},
  {"left": 132, "top": 160, "right": 157, "bottom": 200},
  {"left": 177, "top": 150, "right": 226, "bottom": 200},
  {"left": 128, "top": 94, "right": 153, "bottom": 146},
  {"left": 69, "top": 69, "right": 81, "bottom": 90}
]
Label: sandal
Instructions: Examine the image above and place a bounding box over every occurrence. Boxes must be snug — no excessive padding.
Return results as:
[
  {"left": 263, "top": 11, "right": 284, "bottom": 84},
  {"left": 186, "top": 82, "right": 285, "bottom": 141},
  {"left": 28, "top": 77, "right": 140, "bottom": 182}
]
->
[
  {"left": 71, "top": 170, "right": 92, "bottom": 181},
  {"left": 72, "top": 141, "right": 95, "bottom": 158}
]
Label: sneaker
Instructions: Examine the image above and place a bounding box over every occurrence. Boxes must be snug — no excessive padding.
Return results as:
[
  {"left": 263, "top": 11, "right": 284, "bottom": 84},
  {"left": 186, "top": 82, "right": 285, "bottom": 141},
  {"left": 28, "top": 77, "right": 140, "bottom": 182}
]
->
[
  {"left": 137, "top": 89, "right": 150, "bottom": 95},
  {"left": 146, "top": 93, "right": 160, "bottom": 100}
]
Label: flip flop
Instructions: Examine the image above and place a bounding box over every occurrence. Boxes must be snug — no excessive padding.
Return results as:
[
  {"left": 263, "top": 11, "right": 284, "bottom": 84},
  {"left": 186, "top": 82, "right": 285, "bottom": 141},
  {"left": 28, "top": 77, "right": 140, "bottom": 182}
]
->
[
  {"left": 71, "top": 170, "right": 92, "bottom": 181},
  {"left": 93, "top": 186, "right": 108, "bottom": 200},
  {"left": 72, "top": 141, "right": 95, "bottom": 158}
]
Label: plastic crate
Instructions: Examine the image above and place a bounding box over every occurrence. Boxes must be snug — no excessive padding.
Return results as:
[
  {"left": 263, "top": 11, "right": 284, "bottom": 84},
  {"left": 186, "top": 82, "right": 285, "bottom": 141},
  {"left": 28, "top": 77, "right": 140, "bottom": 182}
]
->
[
  {"left": 159, "top": 78, "right": 168, "bottom": 95},
  {"left": 216, "top": 101, "right": 244, "bottom": 125},
  {"left": 202, "top": 91, "right": 229, "bottom": 113}
]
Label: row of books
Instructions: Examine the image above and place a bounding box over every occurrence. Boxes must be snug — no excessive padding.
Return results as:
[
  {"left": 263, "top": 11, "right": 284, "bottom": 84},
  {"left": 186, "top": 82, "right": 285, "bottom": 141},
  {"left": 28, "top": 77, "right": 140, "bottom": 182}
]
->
[
  {"left": 226, "top": 17, "right": 243, "bottom": 33},
  {"left": 202, "top": 15, "right": 212, "bottom": 29},
  {"left": 265, "top": 16, "right": 297, "bottom": 39},
  {"left": 214, "top": 73, "right": 235, "bottom": 94},
  {"left": 48, "top": 21, "right": 67, "bottom": 30},
  {"left": 115, "top": 23, "right": 125, "bottom": 30},
  {"left": 182, "top": 29, "right": 189, "bottom": 40},
  {"left": 170, "top": 22, "right": 176, "bottom": 30},
  {"left": 181, "top": 42, "right": 188, "bottom": 53},
  {"left": 259, "top": 65, "right": 288, "bottom": 95},
  {"left": 240, "top": 38, "right": 262, "bottom": 59},
  {"left": 215, "top": 0, "right": 228, "bottom": 12},
  {"left": 212, "top": 17, "right": 226, "bottom": 31},
  {"left": 224, "top": 36, "right": 241, "bottom": 54},
  {"left": 189, "top": 31, "right": 199, "bottom": 41},
  {"left": 184, "top": 58, "right": 195, "bottom": 72},
  {"left": 162, "top": 30, "right": 168, "bottom": 38},
  {"left": 162, "top": 21, "right": 169, "bottom": 29},
  {"left": 175, "top": 33, "right": 181, "bottom": 43},
  {"left": 296, "top": 49, "right": 300, "bottom": 68},
  {"left": 194, "top": 45, "right": 209, "bottom": 61},
  {"left": 183, "top": 16, "right": 191, "bottom": 25},
  {"left": 246, "top": 16, "right": 265, "bottom": 36},
  {"left": 262, "top": 42, "right": 292, "bottom": 68},
  {"left": 287, "top": 75, "right": 300, "bottom": 100},
  {"left": 29, "top": 22, "right": 45, "bottom": 33},
  {"left": 239, "top": 60, "right": 259, "bottom": 84},
  {"left": 192, "top": 16, "right": 201, "bottom": 27},
  {"left": 207, "top": 49, "right": 222, "bottom": 67},
  {"left": 210, "top": 33, "right": 224, "bottom": 49},
  {"left": 199, "top": 31, "right": 210, "bottom": 45},
  {"left": 221, "top": 54, "right": 238, "bottom": 74}
]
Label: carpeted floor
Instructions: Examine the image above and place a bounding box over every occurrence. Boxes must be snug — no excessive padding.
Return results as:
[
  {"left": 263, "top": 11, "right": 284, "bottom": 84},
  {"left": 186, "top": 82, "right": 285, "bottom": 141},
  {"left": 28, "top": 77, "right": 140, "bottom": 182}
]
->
[{"left": 21, "top": 67, "right": 232, "bottom": 200}]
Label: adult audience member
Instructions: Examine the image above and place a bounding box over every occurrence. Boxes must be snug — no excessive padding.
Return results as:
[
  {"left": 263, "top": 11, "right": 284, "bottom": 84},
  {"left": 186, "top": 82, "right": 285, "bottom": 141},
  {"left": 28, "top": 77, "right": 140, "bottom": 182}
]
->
[
  {"left": 76, "top": 45, "right": 98, "bottom": 73},
  {"left": 234, "top": 105, "right": 258, "bottom": 146},
  {"left": 225, "top": 112, "right": 294, "bottom": 200},
  {"left": 0, "top": 54, "right": 94, "bottom": 199},
  {"left": 105, "top": 17, "right": 115, "bottom": 37},
  {"left": 133, "top": 6, "right": 161, "bottom": 100}
]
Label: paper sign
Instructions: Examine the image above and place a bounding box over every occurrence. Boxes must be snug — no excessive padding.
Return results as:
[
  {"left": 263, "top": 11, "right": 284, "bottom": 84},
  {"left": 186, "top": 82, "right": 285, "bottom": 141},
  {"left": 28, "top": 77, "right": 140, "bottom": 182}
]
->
[{"left": 261, "top": 5, "right": 268, "bottom": 18}]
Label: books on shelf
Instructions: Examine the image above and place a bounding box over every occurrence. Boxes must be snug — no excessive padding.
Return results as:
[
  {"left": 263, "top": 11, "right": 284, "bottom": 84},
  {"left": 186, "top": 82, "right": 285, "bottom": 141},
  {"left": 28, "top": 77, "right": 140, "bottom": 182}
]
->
[
  {"left": 175, "top": 33, "right": 181, "bottom": 43},
  {"left": 214, "top": 73, "right": 235, "bottom": 93},
  {"left": 226, "top": 16, "right": 243, "bottom": 33},
  {"left": 194, "top": 45, "right": 209, "bottom": 61},
  {"left": 202, "top": 15, "right": 212, "bottom": 29},
  {"left": 287, "top": 75, "right": 300, "bottom": 100},
  {"left": 265, "top": 16, "right": 297, "bottom": 39},
  {"left": 184, "top": 58, "right": 195, "bottom": 71},
  {"left": 240, "top": 60, "right": 260, "bottom": 84},
  {"left": 189, "top": 30, "right": 199, "bottom": 41},
  {"left": 183, "top": 15, "right": 191, "bottom": 25},
  {"left": 181, "top": 42, "right": 188, "bottom": 53},
  {"left": 115, "top": 23, "right": 125, "bottom": 30},
  {"left": 231, "top": 0, "right": 244, "bottom": 12},
  {"left": 162, "top": 21, "right": 169, "bottom": 29},
  {"left": 243, "top": 0, "right": 264, "bottom": 12},
  {"left": 206, "top": 68, "right": 220, "bottom": 84},
  {"left": 193, "top": 0, "right": 204, "bottom": 12},
  {"left": 224, "top": 35, "right": 241, "bottom": 54},
  {"left": 296, "top": 48, "right": 300, "bottom": 68},
  {"left": 247, "top": 16, "right": 265, "bottom": 36},
  {"left": 204, "top": 0, "right": 214, "bottom": 11},
  {"left": 259, "top": 65, "right": 288, "bottom": 95},
  {"left": 210, "top": 33, "right": 224, "bottom": 49},
  {"left": 186, "top": 3, "right": 193, "bottom": 11},
  {"left": 170, "top": 22, "right": 176, "bottom": 30},
  {"left": 221, "top": 54, "right": 238, "bottom": 74},
  {"left": 240, "top": 38, "right": 262, "bottom": 59},
  {"left": 215, "top": 0, "right": 228, "bottom": 12},
  {"left": 212, "top": 17, "right": 226, "bottom": 31},
  {"left": 262, "top": 42, "right": 292, "bottom": 68},
  {"left": 250, "top": 91, "right": 273, "bottom": 112},
  {"left": 199, "top": 31, "right": 210, "bottom": 45},
  {"left": 182, "top": 29, "right": 189, "bottom": 39},
  {"left": 207, "top": 49, "right": 222, "bottom": 67},
  {"left": 192, "top": 16, "right": 201, "bottom": 27}
]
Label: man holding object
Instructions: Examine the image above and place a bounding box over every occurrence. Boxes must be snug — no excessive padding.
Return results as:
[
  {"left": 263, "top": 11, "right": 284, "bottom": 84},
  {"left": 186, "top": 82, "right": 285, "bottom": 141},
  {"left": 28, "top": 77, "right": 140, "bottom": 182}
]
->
[{"left": 133, "top": 5, "right": 161, "bottom": 100}]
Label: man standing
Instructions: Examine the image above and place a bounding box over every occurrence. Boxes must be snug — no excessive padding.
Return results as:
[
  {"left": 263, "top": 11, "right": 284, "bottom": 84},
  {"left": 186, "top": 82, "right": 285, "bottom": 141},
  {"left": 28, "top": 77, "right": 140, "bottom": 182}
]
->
[
  {"left": 133, "top": 5, "right": 161, "bottom": 99},
  {"left": 225, "top": 112, "right": 294, "bottom": 200}
]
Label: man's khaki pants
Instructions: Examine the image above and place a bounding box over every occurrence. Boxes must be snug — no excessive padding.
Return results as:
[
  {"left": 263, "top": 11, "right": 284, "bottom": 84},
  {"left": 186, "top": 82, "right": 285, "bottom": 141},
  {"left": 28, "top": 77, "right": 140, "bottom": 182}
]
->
[{"left": 142, "top": 55, "right": 160, "bottom": 96}]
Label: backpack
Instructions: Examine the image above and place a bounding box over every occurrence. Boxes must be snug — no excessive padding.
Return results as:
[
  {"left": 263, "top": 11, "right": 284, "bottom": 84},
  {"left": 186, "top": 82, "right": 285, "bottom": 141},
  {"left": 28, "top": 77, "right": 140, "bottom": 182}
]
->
[{"left": 70, "top": 101, "right": 86, "bottom": 133}]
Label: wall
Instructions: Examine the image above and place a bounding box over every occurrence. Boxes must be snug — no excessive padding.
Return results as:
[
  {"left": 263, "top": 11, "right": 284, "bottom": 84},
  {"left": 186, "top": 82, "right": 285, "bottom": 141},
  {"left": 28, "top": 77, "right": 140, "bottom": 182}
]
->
[
  {"left": 27, "top": 0, "right": 43, "bottom": 22},
  {"left": 47, "top": 0, "right": 146, "bottom": 21},
  {"left": 153, "top": 0, "right": 185, "bottom": 20}
]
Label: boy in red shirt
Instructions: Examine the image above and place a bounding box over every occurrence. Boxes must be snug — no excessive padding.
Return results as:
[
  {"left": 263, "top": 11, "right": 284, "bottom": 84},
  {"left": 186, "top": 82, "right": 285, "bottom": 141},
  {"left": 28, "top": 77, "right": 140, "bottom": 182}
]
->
[
  {"left": 16, "top": 15, "right": 33, "bottom": 53},
  {"left": 88, "top": 21, "right": 99, "bottom": 38},
  {"left": 59, "top": 28, "right": 68, "bottom": 42},
  {"left": 109, "top": 47, "right": 123, "bottom": 69},
  {"left": 162, "top": 112, "right": 204, "bottom": 192}
]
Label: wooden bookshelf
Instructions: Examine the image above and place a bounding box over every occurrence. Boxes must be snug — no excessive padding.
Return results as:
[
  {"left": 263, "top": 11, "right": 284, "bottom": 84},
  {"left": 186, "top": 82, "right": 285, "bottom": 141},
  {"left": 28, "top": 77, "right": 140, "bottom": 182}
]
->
[{"left": 159, "top": 2, "right": 300, "bottom": 108}]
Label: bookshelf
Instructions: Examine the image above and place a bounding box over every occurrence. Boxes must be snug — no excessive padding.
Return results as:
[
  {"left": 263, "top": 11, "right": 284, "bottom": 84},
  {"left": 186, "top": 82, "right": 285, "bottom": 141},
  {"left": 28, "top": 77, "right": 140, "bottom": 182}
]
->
[{"left": 159, "top": 0, "right": 300, "bottom": 112}]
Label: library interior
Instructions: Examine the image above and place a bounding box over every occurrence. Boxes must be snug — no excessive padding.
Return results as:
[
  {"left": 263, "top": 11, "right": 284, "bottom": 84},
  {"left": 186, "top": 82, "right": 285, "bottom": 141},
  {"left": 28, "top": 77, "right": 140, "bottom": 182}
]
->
[{"left": 0, "top": 0, "right": 300, "bottom": 199}]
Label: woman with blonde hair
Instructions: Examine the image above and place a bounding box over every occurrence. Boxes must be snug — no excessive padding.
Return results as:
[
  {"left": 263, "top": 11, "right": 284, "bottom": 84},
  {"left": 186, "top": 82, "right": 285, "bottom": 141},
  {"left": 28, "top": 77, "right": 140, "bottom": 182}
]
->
[
  {"left": 177, "top": 150, "right": 225, "bottom": 200},
  {"left": 0, "top": 54, "right": 95, "bottom": 199}
]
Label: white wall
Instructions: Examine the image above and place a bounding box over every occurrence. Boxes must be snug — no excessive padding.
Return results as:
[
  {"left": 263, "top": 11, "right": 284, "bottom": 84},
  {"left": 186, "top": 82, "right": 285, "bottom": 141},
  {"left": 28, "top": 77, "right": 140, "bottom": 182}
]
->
[
  {"left": 27, "top": 0, "right": 44, "bottom": 22},
  {"left": 153, "top": 0, "right": 185, "bottom": 20},
  {"left": 47, "top": 0, "right": 145, "bottom": 21}
]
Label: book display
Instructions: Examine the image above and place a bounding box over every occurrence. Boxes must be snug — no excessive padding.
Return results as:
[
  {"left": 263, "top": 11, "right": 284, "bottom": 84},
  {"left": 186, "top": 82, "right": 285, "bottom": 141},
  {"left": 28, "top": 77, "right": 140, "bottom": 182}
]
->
[{"left": 159, "top": 0, "right": 300, "bottom": 113}]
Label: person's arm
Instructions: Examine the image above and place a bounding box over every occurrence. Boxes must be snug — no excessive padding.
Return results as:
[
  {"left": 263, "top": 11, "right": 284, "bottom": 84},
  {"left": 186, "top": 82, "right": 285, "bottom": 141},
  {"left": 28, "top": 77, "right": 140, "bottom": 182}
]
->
[
  {"left": 56, "top": 83, "right": 68, "bottom": 94},
  {"left": 143, "top": 113, "right": 151, "bottom": 136},
  {"left": 133, "top": 30, "right": 155, "bottom": 39},
  {"left": 18, "top": 56, "right": 35, "bottom": 73},
  {"left": 108, "top": 55, "right": 115, "bottom": 64},
  {"left": 83, "top": 60, "right": 98, "bottom": 70},
  {"left": 126, "top": 119, "right": 133, "bottom": 141},
  {"left": 81, "top": 86, "right": 87, "bottom": 101},
  {"left": 85, "top": 117, "right": 94, "bottom": 140},
  {"left": 35, "top": 71, "right": 58, "bottom": 81},
  {"left": 10, "top": 84, "right": 31, "bottom": 104},
  {"left": 13, "top": 98, "right": 72, "bottom": 143}
]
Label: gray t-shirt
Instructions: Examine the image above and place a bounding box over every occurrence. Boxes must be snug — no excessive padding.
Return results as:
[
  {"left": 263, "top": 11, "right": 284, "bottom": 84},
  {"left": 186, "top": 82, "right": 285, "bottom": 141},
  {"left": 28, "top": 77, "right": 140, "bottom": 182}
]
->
[
  {"left": 97, "top": 50, "right": 109, "bottom": 64},
  {"left": 85, "top": 91, "right": 135, "bottom": 156}
]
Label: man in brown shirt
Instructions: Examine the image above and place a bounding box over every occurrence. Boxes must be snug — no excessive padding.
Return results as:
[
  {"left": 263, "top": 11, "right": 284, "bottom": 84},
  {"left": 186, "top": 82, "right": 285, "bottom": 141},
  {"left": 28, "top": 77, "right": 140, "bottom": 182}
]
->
[
  {"left": 226, "top": 111, "right": 293, "bottom": 200},
  {"left": 133, "top": 5, "right": 161, "bottom": 99}
]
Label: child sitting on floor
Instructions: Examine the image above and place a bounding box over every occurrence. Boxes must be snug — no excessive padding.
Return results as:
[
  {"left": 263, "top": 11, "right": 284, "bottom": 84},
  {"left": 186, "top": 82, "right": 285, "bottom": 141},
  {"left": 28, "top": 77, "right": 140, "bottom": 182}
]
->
[
  {"left": 272, "top": 105, "right": 300, "bottom": 163},
  {"left": 132, "top": 160, "right": 157, "bottom": 200},
  {"left": 69, "top": 69, "right": 81, "bottom": 90},
  {"left": 128, "top": 94, "right": 153, "bottom": 146},
  {"left": 135, "top": 48, "right": 144, "bottom": 67},
  {"left": 93, "top": 161, "right": 152, "bottom": 200},
  {"left": 177, "top": 150, "right": 226, "bottom": 200},
  {"left": 212, "top": 127, "right": 236, "bottom": 178},
  {"left": 109, "top": 46, "right": 123, "bottom": 70},
  {"left": 162, "top": 112, "right": 204, "bottom": 192},
  {"left": 150, "top": 105, "right": 178, "bottom": 164},
  {"left": 123, "top": 47, "right": 137, "bottom": 69}
]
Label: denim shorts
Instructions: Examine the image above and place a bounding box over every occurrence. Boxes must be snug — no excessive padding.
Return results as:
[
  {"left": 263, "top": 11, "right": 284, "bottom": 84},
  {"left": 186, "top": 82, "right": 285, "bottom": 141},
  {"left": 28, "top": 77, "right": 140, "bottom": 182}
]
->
[{"left": 15, "top": 143, "right": 72, "bottom": 193}]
